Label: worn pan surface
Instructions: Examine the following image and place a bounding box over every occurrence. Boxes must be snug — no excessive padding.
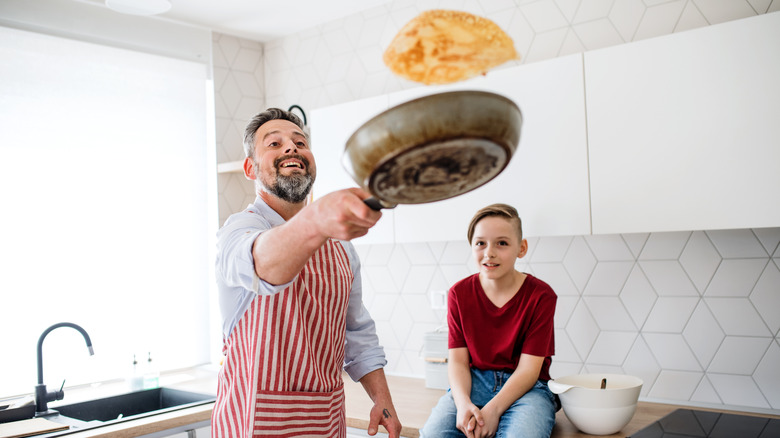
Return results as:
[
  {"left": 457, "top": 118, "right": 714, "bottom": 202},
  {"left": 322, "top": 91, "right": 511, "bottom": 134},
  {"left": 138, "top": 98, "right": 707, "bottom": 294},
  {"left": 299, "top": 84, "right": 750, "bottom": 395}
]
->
[{"left": 343, "top": 90, "right": 522, "bottom": 209}]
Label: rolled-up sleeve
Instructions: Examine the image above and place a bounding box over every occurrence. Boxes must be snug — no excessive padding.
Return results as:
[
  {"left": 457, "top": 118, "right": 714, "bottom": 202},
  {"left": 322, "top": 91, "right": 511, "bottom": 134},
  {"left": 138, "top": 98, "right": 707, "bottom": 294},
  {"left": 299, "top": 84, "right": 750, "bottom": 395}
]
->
[
  {"left": 215, "top": 202, "right": 293, "bottom": 338},
  {"left": 342, "top": 241, "right": 387, "bottom": 382}
]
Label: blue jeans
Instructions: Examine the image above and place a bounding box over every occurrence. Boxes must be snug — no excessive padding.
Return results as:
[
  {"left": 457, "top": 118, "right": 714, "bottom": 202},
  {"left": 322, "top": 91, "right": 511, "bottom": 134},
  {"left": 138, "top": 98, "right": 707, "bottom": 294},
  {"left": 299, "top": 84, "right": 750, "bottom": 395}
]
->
[{"left": 420, "top": 369, "right": 558, "bottom": 438}]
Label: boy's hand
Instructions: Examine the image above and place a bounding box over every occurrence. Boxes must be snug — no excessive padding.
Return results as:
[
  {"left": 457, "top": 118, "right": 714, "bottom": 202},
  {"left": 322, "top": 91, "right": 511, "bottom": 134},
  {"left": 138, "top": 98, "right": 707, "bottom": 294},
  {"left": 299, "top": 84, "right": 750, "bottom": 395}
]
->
[
  {"left": 456, "top": 404, "right": 484, "bottom": 437},
  {"left": 473, "top": 403, "right": 500, "bottom": 437}
]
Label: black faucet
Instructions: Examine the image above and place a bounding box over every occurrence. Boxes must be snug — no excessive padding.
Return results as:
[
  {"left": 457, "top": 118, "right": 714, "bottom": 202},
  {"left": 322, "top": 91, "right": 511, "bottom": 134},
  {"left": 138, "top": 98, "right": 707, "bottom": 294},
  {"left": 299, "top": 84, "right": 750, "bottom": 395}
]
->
[{"left": 35, "top": 322, "right": 94, "bottom": 416}]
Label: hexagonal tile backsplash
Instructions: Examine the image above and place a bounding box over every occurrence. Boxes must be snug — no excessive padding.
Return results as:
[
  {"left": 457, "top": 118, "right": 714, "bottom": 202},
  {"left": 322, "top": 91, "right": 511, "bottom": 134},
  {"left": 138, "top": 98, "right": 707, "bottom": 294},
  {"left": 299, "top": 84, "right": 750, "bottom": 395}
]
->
[
  {"left": 357, "top": 229, "right": 780, "bottom": 413},
  {"left": 213, "top": 0, "right": 780, "bottom": 414}
]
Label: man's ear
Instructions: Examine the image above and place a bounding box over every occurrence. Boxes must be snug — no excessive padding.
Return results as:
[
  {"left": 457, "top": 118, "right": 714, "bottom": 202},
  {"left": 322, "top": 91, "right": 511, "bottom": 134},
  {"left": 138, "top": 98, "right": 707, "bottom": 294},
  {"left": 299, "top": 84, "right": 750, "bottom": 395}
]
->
[{"left": 243, "top": 156, "right": 256, "bottom": 180}]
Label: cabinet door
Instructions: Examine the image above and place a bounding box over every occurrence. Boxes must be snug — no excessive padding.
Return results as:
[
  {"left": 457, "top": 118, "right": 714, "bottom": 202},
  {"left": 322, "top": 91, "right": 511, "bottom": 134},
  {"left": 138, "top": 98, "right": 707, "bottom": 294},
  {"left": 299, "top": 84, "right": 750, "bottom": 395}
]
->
[
  {"left": 310, "top": 95, "right": 394, "bottom": 244},
  {"left": 585, "top": 12, "right": 780, "bottom": 234},
  {"left": 389, "top": 54, "right": 591, "bottom": 242}
]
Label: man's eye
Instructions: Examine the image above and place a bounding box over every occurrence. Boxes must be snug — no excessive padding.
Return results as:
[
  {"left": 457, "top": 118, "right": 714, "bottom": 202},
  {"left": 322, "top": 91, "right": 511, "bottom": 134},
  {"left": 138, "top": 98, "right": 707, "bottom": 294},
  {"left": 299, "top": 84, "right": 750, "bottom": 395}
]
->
[
  {"left": 296, "top": 141, "right": 307, "bottom": 148},
  {"left": 267, "top": 141, "right": 280, "bottom": 147}
]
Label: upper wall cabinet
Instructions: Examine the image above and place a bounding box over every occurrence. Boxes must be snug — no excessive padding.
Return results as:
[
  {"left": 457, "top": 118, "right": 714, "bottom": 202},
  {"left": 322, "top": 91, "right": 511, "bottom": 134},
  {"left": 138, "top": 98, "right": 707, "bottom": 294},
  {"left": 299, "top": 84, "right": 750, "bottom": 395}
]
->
[
  {"left": 389, "top": 54, "right": 591, "bottom": 242},
  {"left": 310, "top": 95, "right": 394, "bottom": 245},
  {"left": 585, "top": 12, "right": 780, "bottom": 235}
]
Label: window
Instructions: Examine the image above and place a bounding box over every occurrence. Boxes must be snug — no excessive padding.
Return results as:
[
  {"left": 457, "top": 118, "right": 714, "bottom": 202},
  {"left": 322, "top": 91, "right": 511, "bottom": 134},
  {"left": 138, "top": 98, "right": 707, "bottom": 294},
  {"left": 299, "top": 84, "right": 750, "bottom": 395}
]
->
[{"left": 0, "top": 25, "right": 216, "bottom": 397}]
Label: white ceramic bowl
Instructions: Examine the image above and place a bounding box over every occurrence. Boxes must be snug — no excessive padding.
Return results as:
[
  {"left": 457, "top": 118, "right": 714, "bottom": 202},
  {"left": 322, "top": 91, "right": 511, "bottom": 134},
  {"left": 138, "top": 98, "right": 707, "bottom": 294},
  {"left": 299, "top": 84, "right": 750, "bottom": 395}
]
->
[{"left": 549, "top": 373, "right": 643, "bottom": 435}]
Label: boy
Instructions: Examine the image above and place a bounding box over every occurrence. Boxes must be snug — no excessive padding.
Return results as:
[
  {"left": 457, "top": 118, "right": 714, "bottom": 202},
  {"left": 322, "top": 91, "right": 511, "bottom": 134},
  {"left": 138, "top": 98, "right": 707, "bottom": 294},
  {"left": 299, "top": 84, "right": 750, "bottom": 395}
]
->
[{"left": 421, "top": 204, "right": 558, "bottom": 438}]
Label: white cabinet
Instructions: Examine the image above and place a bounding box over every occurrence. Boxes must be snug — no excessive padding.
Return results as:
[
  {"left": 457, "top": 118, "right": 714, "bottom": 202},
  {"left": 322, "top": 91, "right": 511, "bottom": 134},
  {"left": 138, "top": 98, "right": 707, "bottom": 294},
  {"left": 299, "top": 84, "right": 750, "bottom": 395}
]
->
[
  {"left": 311, "top": 54, "right": 591, "bottom": 243},
  {"left": 310, "top": 13, "right": 780, "bottom": 242},
  {"left": 309, "top": 95, "right": 395, "bottom": 244},
  {"left": 388, "top": 54, "right": 591, "bottom": 241},
  {"left": 585, "top": 12, "right": 780, "bottom": 235}
]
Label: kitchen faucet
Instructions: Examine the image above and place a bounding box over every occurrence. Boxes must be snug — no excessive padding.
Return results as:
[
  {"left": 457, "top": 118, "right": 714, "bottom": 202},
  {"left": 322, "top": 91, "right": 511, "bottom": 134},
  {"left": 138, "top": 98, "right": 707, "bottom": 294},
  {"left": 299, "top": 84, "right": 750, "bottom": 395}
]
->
[{"left": 35, "top": 322, "right": 94, "bottom": 416}]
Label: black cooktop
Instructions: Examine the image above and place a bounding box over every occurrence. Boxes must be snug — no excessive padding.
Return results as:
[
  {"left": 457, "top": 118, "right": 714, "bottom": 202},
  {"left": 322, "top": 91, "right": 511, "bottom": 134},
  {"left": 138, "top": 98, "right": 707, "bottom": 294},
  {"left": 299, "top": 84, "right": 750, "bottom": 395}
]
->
[{"left": 629, "top": 408, "right": 780, "bottom": 438}]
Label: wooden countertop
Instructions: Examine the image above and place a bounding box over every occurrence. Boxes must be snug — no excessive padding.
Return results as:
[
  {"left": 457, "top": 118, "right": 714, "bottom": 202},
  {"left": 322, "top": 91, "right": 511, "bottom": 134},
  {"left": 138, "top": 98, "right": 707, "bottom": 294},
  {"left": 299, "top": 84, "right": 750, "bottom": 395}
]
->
[
  {"left": 344, "top": 373, "right": 446, "bottom": 437},
  {"left": 343, "top": 374, "right": 780, "bottom": 438},
  {"left": 8, "top": 368, "right": 778, "bottom": 438},
  {"left": 43, "top": 404, "right": 213, "bottom": 438}
]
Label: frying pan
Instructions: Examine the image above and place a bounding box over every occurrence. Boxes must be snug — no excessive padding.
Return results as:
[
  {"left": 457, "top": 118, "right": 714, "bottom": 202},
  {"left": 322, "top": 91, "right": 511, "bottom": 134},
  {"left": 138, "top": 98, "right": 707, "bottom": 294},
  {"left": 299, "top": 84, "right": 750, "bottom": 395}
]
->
[{"left": 342, "top": 90, "right": 522, "bottom": 210}]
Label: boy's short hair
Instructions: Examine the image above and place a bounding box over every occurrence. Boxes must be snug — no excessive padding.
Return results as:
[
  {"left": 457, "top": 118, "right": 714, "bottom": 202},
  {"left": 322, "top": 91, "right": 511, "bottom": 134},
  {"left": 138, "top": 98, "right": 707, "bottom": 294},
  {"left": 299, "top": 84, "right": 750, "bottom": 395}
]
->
[{"left": 467, "top": 203, "right": 523, "bottom": 243}]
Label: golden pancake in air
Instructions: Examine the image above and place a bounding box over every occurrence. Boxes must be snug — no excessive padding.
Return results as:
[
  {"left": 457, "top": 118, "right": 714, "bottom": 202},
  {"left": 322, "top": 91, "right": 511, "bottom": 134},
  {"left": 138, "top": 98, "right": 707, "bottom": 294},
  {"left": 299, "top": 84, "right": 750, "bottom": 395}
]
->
[{"left": 383, "top": 10, "right": 520, "bottom": 85}]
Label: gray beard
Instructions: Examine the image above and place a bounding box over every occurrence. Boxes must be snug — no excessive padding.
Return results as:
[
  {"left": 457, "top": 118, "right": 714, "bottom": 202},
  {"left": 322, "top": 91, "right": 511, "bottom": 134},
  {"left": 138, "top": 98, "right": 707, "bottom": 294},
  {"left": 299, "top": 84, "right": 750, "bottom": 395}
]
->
[{"left": 257, "top": 168, "right": 313, "bottom": 203}]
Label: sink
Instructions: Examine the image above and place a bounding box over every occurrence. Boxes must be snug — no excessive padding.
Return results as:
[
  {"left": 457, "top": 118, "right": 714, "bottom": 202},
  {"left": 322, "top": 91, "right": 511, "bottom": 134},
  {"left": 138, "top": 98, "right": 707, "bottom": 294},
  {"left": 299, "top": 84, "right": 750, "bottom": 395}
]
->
[{"left": 53, "top": 387, "right": 214, "bottom": 423}]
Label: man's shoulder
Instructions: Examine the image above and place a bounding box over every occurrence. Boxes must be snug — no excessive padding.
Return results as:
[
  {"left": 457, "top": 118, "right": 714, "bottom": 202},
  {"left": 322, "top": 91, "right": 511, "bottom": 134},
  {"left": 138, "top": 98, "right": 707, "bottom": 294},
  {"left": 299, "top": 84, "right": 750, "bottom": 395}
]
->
[
  {"left": 216, "top": 209, "right": 272, "bottom": 244},
  {"left": 223, "top": 207, "right": 264, "bottom": 225},
  {"left": 231, "top": 203, "right": 268, "bottom": 220},
  {"left": 221, "top": 199, "right": 280, "bottom": 229}
]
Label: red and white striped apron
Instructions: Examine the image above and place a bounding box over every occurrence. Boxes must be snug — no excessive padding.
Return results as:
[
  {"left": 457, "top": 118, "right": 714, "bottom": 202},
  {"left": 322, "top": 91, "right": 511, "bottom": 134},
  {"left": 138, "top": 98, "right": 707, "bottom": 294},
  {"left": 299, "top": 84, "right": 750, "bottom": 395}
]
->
[{"left": 212, "top": 239, "right": 353, "bottom": 437}]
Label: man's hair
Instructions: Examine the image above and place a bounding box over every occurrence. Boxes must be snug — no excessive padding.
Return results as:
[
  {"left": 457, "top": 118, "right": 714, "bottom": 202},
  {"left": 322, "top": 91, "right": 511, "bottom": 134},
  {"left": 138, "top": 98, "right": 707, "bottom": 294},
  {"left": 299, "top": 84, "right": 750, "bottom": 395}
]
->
[
  {"left": 243, "top": 108, "right": 305, "bottom": 158},
  {"left": 467, "top": 203, "right": 523, "bottom": 243}
]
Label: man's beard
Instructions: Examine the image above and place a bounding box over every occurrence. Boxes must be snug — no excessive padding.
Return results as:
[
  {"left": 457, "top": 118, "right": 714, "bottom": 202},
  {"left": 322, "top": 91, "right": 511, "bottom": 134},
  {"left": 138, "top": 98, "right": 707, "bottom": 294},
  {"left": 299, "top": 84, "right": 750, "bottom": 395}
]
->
[{"left": 256, "top": 156, "right": 314, "bottom": 203}]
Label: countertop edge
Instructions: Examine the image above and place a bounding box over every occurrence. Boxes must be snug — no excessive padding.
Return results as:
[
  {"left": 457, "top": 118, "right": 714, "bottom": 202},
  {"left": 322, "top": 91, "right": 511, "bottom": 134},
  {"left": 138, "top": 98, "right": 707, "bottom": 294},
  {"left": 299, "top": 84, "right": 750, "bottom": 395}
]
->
[
  {"left": 10, "top": 368, "right": 778, "bottom": 438},
  {"left": 59, "top": 404, "right": 213, "bottom": 438}
]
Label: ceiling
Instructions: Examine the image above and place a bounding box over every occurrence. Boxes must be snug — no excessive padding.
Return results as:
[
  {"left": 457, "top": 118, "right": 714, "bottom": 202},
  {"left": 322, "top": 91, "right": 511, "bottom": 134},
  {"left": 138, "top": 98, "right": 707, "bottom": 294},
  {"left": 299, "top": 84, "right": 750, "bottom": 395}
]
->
[{"left": 92, "top": 0, "right": 395, "bottom": 42}]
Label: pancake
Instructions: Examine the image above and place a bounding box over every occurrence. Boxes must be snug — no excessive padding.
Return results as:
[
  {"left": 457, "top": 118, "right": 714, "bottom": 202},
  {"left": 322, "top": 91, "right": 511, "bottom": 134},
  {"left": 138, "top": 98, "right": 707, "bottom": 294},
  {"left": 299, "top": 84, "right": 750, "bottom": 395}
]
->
[{"left": 383, "top": 10, "right": 520, "bottom": 85}]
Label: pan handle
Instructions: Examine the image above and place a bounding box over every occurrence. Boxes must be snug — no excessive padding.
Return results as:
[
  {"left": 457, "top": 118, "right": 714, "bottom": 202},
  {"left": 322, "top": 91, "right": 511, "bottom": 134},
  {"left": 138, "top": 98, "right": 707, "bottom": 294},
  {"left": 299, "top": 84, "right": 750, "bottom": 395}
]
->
[{"left": 364, "top": 197, "right": 397, "bottom": 211}]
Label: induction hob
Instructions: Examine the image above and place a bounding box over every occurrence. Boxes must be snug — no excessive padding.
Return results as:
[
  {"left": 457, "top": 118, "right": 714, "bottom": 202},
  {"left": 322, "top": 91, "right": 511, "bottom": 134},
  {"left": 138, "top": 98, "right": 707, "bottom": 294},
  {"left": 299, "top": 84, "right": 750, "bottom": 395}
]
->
[{"left": 629, "top": 408, "right": 780, "bottom": 438}]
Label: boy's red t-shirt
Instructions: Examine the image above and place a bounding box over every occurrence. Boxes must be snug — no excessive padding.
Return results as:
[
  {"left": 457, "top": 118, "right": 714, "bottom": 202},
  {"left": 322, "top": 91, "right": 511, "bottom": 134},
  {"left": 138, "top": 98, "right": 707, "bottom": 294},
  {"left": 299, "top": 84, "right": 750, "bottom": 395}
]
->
[{"left": 447, "top": 273, "right": 557, "bottom": 381}]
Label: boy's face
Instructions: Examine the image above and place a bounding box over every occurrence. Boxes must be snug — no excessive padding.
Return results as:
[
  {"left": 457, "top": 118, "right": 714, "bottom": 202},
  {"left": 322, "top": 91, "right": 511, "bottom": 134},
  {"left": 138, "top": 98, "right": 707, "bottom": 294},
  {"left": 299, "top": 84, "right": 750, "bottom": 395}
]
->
[{"left": 471, "top": 216, "right": 528, "bottom": 280}]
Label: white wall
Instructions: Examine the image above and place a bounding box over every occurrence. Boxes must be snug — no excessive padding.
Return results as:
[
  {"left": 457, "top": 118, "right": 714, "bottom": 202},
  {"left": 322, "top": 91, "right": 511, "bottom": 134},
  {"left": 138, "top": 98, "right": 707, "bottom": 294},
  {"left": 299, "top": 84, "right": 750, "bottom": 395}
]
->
[{"left": 212, "top": 34, "right": 265, "bottom": 226}]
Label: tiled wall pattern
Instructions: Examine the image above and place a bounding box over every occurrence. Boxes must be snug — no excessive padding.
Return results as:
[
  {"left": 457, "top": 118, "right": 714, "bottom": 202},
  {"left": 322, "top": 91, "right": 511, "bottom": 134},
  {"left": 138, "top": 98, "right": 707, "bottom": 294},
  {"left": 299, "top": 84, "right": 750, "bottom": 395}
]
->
[
  {"left": 261, "top": 0, "right": 780, "bottom": 111},
  {"left": 213, "top": 33, "right": 264, "bottom": 226},
  {"left": 213, "top": 0, "right": 780, "bottom": 414},
  {"left": 355, "top": 230, "right": 780, "bottom": 413}
]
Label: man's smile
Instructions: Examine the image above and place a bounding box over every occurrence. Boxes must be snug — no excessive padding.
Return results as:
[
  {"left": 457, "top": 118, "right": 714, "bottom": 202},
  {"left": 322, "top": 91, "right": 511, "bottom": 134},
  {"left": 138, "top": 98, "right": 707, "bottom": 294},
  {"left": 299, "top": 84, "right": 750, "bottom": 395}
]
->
[
  {"left": 280, "top": 160, "right": 303, "bottom": 169},
  {"left": 275, "top": 155, "right": 308, "bottom": 171}
]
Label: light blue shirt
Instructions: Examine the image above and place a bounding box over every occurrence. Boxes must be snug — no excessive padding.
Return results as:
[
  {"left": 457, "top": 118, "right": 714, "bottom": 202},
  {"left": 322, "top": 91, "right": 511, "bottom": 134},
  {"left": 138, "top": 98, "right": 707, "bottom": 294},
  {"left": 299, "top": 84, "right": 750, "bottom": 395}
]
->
[{"left": 215, "top": 196, "right": 386, "bottom": 382}]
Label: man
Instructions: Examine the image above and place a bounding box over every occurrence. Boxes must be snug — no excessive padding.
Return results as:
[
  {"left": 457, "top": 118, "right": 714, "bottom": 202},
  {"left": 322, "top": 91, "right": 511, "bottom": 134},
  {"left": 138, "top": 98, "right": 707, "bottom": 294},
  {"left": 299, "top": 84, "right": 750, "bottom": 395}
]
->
[{"left": 212, "top": 108, "right": 402, "bottom": 437}]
